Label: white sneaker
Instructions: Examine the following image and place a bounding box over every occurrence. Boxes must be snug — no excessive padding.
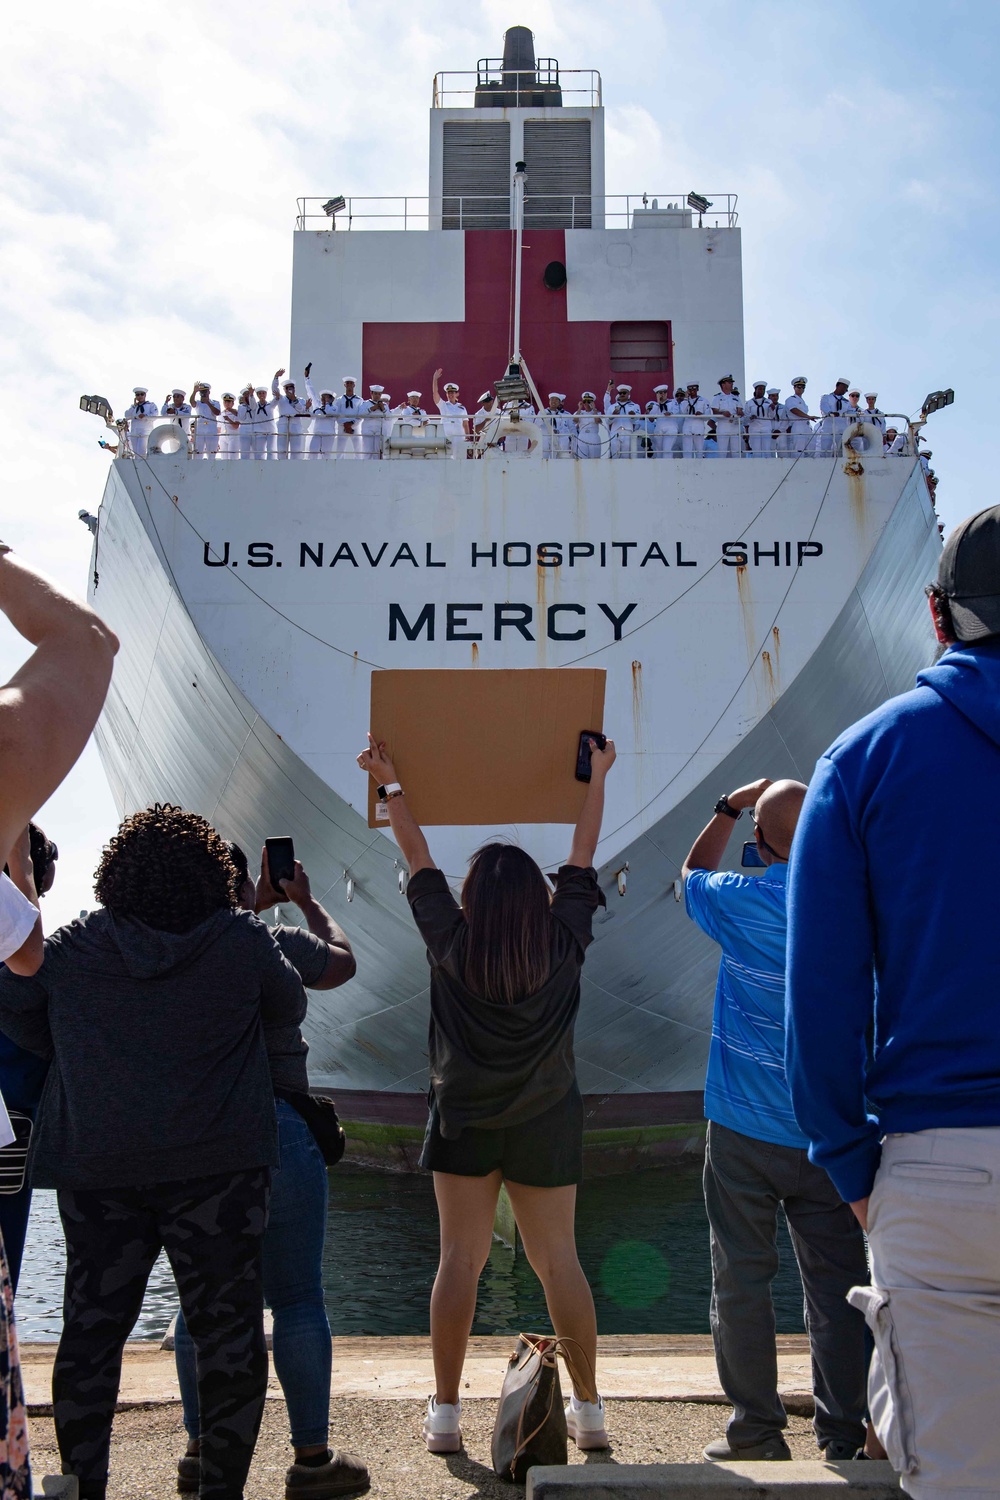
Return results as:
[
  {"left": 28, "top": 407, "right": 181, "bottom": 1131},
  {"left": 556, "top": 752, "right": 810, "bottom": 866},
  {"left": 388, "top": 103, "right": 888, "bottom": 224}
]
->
[
  {"left": 565, "top": 1394, "right": 608, "bottom": 1450},
  {"left": 423, "top": 1395, "right": 462, "bottom": 1453}
]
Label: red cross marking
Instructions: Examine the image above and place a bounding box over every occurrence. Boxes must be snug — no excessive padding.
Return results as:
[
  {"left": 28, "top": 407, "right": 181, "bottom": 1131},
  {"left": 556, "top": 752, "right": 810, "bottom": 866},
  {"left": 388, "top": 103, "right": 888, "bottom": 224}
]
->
[{"left": 362, "top": 229, "right": 673, "bottom": 409}]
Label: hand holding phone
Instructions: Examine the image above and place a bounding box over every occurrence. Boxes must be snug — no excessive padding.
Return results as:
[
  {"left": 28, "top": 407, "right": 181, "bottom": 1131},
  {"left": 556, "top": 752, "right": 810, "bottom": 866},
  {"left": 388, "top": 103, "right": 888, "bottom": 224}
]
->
[{"left": 575, "top": 730, "right": 607, "bottom": 783}]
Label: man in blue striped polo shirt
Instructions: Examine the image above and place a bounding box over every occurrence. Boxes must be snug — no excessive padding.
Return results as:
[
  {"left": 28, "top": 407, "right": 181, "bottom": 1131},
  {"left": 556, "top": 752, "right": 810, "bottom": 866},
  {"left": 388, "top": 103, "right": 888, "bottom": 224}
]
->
[{"left": 683, "top": 778, "right": 868, "bottom": 1465}]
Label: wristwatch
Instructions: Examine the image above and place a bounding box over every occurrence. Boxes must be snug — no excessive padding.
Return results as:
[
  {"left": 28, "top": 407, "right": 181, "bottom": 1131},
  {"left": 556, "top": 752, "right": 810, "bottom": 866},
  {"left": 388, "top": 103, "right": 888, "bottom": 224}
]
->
[
  {"left": 376, "top": 782, "right": 404, "bottom": 801},
  {"left": 714, "top": 794, "right": 741, "bottom": 820}
]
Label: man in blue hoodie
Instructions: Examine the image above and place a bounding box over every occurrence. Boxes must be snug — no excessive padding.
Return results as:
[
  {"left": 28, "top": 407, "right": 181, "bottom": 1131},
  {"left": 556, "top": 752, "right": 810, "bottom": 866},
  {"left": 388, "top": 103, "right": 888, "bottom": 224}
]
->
[{"left": 786, "top": 505, "right": 1000, "bottom": 1498}]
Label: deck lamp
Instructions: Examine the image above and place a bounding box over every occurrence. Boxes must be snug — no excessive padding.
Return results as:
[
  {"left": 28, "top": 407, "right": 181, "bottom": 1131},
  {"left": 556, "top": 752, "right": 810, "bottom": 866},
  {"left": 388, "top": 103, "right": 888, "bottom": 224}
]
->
[
  {"left": 921, "top": 389, "right": 955, "bottom": 416},
  {"left": 495, "top": 362, "right": 530, "bottom": 404},
  {"left": 687, "top": 192, "right": 712, "bottom": 226},
  {"left": 322, "top": 196, "right": 347, "bottom": 225},
  {"left": 80, "top": 395, "right": 114, "bottom": 423}
]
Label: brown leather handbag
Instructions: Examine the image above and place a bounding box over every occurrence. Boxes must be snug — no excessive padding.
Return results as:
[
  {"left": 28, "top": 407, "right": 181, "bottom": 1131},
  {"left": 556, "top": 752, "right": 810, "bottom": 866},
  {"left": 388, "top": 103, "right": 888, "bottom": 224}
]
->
[{"left": 491, "top": 1334, "right": 578, "bottom": 1483}]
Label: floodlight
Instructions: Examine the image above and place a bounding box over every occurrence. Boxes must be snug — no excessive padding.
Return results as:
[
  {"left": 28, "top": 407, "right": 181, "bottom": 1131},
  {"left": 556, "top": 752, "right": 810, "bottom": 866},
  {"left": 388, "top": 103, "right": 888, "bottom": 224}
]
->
[
  {"left": 687, "top": 192, "right": 712, "bottom": 216},
  {"left": 921, "top": 388, "right": 955, "bottom": 416},
  {"left": 80, "top": 395, "right": 114, "bottom": 423},
  {"left": 322, "top": 196, "right": 347, "bottom": 219},
  {"left": 495, "top": 361, "right": 530, "bottom": 404}
]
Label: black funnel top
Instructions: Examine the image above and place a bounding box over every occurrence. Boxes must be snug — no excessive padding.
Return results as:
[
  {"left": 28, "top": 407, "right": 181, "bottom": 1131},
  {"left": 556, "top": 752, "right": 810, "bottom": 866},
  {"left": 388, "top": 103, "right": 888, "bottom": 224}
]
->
[
  {"left": 502, "top": 26, "right": 536, "bottom": 80},
  {"left": 475, "top": 27, "right": 562, "bottom": 107}
]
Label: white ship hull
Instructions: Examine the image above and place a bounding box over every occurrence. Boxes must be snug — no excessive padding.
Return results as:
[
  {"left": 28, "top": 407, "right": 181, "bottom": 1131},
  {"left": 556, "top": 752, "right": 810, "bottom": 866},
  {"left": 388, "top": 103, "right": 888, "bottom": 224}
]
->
[{"left": 88, "top": 451, "right": 939, "bottom": 1130}]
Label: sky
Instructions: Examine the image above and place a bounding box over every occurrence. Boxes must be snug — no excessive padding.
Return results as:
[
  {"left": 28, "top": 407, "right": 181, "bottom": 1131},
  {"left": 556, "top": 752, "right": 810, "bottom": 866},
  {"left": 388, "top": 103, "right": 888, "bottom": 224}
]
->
[{"left": 1, "top": 0, "right": 996, "bottom": 927}]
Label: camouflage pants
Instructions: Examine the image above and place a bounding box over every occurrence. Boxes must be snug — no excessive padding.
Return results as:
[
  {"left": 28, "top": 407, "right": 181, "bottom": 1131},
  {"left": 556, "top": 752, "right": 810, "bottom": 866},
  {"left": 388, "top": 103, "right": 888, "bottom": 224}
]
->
[{"left": 55, "top": 1168, "right": 270, "bottom": 1500}]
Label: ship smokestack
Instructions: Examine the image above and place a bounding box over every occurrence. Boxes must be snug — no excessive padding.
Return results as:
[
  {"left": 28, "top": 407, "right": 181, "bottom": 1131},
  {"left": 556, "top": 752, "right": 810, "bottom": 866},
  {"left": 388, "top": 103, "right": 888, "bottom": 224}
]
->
[{"left": 501, "top": 25, "right": 536, "bottom": 88}]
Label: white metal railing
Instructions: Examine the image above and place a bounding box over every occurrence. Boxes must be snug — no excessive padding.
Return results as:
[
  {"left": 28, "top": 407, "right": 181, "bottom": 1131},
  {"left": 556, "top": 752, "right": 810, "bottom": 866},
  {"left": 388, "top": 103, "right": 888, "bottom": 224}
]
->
[
  {"left": 294, "top": 192, "right": 739, "bottom": 232},
  {"left": 432, "top": 67, "right": 602, "bottom": 109},
  {"left": 114, "top": 413, "right": 919, "bottom": 463}
]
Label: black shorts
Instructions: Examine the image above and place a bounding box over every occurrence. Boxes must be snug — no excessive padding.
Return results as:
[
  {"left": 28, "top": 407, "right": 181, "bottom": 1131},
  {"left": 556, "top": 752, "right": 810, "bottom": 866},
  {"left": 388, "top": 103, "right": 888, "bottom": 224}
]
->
[{"left": 419, "top": 1082, "right": 583, "bottom": 1187}]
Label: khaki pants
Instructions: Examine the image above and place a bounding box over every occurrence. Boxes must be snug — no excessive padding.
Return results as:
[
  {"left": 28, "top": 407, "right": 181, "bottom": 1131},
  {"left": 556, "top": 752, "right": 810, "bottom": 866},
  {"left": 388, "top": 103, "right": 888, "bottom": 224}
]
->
[{"left": 850, "top": 1126, "right": 1000, "bottom": 1498}]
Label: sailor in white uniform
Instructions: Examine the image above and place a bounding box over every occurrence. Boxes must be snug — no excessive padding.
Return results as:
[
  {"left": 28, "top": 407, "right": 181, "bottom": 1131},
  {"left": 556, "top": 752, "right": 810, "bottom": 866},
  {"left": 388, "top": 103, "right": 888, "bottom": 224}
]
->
[
  {"left": 124, "top": 387, "right": 159, "bottom": 458},
  {"left": 236, "top": 387, "right": 255, "bottom": 460},
  {"left": 251, "top": 384, "right": 276, "bottom": 459},
  {"left": 681, "top": 382, "right": 713, "bottom": 458},
  {"left": 472, "top": 391, "right": 497, "bottom": 444},
  {"left": 604, "top": 382, "right": 641, "bottom": 458},
  {"left": 785, "top": 377, "right": 817, "bottom": 455},
  {"left": 333, "top": 377, "right": 363, "bottom": 457},
  {"left": 644, "top": 384, "right": 674, "bottom": 458},
  {"left": 432, "top": 370, "right": 470, "bottom": 458},
  {"left": 218, "top": 393, "right": 241, "bottom": 458},
  {"left": 765, "top": 388, "right": 787, "bottom": 457},
  {"left": 741, "top": 381, "right": 771, "bottom": 458},
  {"left": 710, "top": 375, "right": 743, "bottom": 459},
  {"left": 359, "top": 384, "right": 392, "bottom": 458},
  {"left": 883, "top": 426, "right": 905, "bottom": 456},
  {"left": 817, "top": 378, "right": 852, "bottom": 455},
  {"left": 190, "top": 382, "right": 221, "bottom": 457},
  {"left": 272, "top": 370, "right": 311, "bottom": 459},
  {"left": 161, "top": 388, "right": 193, "bottom": 445},
  {"left": 304, "top": 366, "right": 338, "bottom": 458},
  {"left": 574, "top": 392, "right": 607, "bottom": 459},
  {"left": 502, "top": 399, "right": 535, "bottom": 454},
  {"left": 536, "top": 393, "right": 575, "bottom": 457},
  {"left": 394, "top": 392, "right": 428, "bottom": 430},
  {"left": 863, "top": 392, "right": 886, "bottom": 437}
]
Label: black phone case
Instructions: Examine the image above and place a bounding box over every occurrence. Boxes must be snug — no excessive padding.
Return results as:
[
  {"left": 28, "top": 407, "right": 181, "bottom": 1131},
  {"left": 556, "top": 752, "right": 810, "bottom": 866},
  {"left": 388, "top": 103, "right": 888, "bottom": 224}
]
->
[
  {"left": 575, "top": 731, "right": 607, "bottom": 783},
  {"left": 265, "top": 838, "right": 296, "bottom": 886}
]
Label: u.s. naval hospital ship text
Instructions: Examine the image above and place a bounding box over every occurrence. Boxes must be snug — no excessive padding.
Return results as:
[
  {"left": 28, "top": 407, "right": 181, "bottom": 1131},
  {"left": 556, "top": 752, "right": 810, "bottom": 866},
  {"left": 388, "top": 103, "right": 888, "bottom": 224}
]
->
[{"left": 85, "top": 26, "right": 939, "bottom": 1162}]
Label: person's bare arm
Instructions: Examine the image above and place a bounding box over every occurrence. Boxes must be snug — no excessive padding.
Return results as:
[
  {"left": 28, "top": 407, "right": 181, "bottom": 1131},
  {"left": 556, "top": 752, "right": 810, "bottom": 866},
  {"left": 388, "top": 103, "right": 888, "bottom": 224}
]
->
[
  {"left": 432, "top": 368, "right": 443, "bottom": 408},
  {"left": 3, "top": 826, "right": 42, "bottom": 975},
  {"left": 681, "top": 778, "right": 771, "bottom": 881},
  {"left": 356, "top": 732, "right": 436, "bottom": 874},
  {"left": 254, "top": 850, "right": 356, "bottom": 988},
  {"left": 0, "top": 550, "right": 118, "bottom": 861},
  {"left": 567, "top": 738, "right": 616, "bottom": 868}
]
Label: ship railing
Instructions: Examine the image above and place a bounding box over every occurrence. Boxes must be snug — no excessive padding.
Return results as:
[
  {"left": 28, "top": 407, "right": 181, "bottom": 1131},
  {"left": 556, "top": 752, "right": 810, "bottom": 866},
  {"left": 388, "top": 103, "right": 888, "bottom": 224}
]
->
[
  {"left": 294, "top": 193, "right": 739, "bottom": 232},
  {"left": 431, "top": 68, "right": 602, "bottom": 108},
  {"left": 118, "top": 413, "right": 920, "bottom": 462}
]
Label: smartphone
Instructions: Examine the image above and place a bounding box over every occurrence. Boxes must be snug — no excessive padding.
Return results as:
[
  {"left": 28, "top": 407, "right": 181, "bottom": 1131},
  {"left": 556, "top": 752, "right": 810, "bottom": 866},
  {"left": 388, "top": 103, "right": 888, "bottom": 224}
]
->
[
  {"left": 741, "top": 840, "right": 765, "bottom": 869},
  {"left": 575, "top": 730, "right": 607, "bottom": 783},
  {"left": 264, "top": 836, "right": 296, "bottom": 888}
]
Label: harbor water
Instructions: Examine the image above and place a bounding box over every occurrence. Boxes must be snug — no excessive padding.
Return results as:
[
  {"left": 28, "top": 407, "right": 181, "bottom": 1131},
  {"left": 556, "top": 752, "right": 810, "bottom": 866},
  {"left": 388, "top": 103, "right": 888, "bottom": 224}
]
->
[{"left": 16, "top": 1166, "right": 805, "bottom": 1341}]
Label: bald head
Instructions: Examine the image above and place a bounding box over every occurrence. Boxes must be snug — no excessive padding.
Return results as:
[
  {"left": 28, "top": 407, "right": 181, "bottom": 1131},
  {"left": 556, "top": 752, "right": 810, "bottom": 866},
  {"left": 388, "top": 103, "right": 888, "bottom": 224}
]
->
[{"left": 754, "top": 779, "right": 808, "bottom": 863}]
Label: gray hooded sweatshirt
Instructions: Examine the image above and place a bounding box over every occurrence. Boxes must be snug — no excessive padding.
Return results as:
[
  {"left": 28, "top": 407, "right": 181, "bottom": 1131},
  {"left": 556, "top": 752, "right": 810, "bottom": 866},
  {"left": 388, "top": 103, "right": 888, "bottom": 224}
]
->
[{"left": 0, "top": 907, "right": 306, "bottom": 1190}]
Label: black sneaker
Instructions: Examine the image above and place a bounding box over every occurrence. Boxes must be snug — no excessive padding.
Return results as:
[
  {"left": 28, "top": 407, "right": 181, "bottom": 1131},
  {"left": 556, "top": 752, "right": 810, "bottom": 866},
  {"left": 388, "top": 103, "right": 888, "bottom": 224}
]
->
[
  {"left": 285, "top": 1450, "right": 370, "bottom": 1498},
  {"left": 703, "top": 1435, "right": 792, "bottom": 1462},
  {"left": 824, "top": 1439, "right": 863, "bottom": 1461}
]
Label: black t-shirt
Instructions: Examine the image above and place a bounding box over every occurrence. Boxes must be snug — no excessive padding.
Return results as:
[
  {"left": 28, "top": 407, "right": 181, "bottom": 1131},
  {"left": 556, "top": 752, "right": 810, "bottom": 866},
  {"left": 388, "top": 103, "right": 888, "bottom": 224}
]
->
[
  {"left": 266, "top": 925, "right": 329, "bottom": 1092},
  {"left": 406, "top": 864, "right": 603, "bottom": 1139}
]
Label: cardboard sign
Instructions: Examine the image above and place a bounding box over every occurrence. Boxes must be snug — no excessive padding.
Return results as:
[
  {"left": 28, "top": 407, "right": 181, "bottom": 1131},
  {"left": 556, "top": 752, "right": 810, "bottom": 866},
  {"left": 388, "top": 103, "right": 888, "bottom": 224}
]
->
[{"left": 367, "top": 668, "right": 606, "bottom": 827}]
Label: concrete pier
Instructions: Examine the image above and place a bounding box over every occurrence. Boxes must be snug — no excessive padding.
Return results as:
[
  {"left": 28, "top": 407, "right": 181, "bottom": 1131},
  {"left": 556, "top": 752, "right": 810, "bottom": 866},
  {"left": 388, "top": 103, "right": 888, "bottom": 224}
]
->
[{"left": 527, "top": 1463, "right": 900, "bottom": 1497}]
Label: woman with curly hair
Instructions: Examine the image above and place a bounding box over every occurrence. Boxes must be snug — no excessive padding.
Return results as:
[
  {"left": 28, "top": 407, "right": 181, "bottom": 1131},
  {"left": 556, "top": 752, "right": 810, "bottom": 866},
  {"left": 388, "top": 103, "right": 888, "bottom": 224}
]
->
[{"left": 0, "top": 804, "right": 307, "bottom": 1500}]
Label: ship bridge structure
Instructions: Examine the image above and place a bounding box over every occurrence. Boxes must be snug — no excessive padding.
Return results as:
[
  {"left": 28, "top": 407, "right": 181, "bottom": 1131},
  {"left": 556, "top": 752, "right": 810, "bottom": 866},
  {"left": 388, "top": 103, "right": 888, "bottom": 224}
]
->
[{"left": 86, "top": 28, "right": 942, "bottom": 1158}]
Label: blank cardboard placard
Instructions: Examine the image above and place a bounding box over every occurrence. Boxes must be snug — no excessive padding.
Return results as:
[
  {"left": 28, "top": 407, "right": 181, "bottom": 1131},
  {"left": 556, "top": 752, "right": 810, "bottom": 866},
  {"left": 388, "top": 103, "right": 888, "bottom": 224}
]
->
[{"left": 368, "top": 669, "right": 606, "bottom": 827}]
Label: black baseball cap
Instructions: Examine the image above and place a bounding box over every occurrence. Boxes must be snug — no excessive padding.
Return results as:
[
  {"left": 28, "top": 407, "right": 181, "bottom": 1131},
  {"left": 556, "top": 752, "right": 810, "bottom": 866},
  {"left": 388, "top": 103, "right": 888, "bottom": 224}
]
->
[{"left": 936, "top": 505, "right": 1000, "bottom": 641}]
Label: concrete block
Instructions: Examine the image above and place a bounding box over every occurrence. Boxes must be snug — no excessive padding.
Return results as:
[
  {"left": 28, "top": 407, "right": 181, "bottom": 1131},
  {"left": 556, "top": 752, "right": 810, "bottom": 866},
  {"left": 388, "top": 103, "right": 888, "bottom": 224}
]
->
[
  {"left": 526, "top": 1461, "right": 901, "bottom": 1498},
  {"left": 41, "top": 1477, "right": 80, "bottom": 1499}
]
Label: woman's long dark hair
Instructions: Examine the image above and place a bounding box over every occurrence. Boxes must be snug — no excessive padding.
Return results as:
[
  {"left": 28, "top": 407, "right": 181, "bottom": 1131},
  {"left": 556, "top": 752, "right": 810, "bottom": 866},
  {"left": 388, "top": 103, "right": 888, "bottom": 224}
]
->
[{"left": 461, "top": 843, "right": 552, "bottom": 1005}]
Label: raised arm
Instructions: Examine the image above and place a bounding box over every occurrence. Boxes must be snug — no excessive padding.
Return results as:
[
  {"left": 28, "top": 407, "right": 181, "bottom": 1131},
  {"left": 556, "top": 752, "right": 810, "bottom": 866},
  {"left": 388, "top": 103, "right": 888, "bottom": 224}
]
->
[
  {"left": 3, "top": 826, "right": 42, "bottom": 975},
  {"left": 567, "top": 737, "right": 616, "bottom": 868},
  {"left": 0, "top": 548, "right": 118, "bottom": 862},
  {"left": 357, "top": 732, "right": 436, "bottom": 875},
  {"left": 254, "top": 849, "right": 356, "bottom": 988},
  {"left": 681, "top": 779, "right": 771, "bottom": 882}
]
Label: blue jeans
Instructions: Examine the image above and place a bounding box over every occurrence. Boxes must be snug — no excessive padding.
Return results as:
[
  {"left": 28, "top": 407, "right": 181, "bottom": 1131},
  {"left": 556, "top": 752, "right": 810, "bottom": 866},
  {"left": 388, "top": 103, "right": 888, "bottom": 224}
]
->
[{"left": 175, "top": 1098, "right": 332, "bottom": 1448}]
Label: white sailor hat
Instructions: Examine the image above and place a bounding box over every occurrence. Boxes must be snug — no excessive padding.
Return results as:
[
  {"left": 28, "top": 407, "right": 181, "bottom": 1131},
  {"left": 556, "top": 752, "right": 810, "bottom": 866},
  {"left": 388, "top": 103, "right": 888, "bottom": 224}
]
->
[
  {"left": 548, "top": 392, "right": 566, "bottom": 401},
  {"left": 255, "top": 384, "right": 268, "bottom": 392},
  {"left": 581, "top": 390, "right": 597, "bottom": 400},
  {"left": 282, "top": 376, "right": 296, "bottom": 387},
  {"left": 752, "top": 378, "right": 767, "bottom": 387},
  {"left": 407, "top": 390, "right": 422, "bottom": 398},
  {"left": 923, "top": 449, "right": 933, "bottom": 457},
  {"left": 865, "top": 391, "right": 878, "bottom": 399},
  {"left": 172, "top": 386, "right": 186, "bottom": 395},
  {"left": 198, "top": 380, "right": 211, "bottom": 389},
  {"left": 791, "top": 376, "right": 807, "bottom": 385},
  {"left": 848, "top": 386, "right": 861, "bottom": 395},
  {"left": 718, "top": 373, "right": 735, "bottom": 384},
  {"left": 369, "top": 384, "right": 385, "bottom": 393},
  {"left": 478, "top": 391, "right": 492, "bottom": 404},
  {"left": 653, "top": 383, "right": 671, "bottom": 392},
  {"left": 836, "top": 375, "right": 851, "bottom": 386},
  {"left": 444, "top": 381, "right": 460, "bottom": 390},
  {"left": 686, "top": 379, "right": 700, "bottom": 386},
  {"left": 133, "top": 384, "right": 148, "bottom": 393},
  {"left": 221, "top": 391, "right": 235, "bottom": 400},
  {"left": 616, "top": 382, "right": 632, "bottom": 390},
  {"left": 767, "top": 387, "right": 780, "bottom": 395}
]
